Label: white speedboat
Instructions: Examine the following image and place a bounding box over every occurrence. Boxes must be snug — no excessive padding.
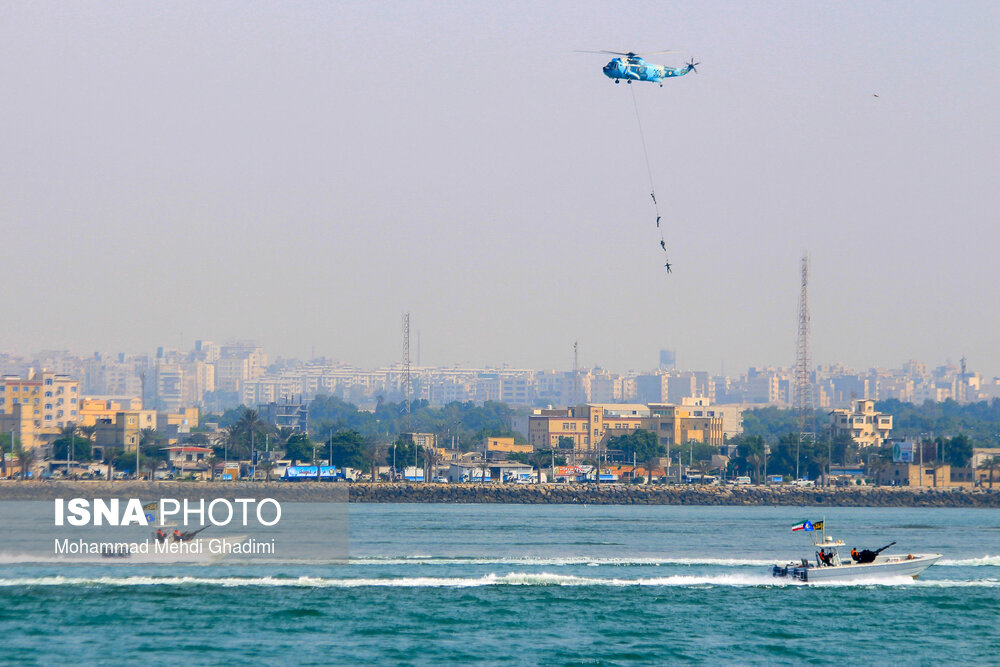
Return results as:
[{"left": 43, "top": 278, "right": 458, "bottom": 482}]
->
[{"left": 771, "top": 522, "right": 941, "bottom": 583}]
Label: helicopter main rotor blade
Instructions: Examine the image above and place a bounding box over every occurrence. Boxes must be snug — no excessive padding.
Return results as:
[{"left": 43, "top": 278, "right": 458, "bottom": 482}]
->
[{"left": 635, "top": 49, "right": 678, "bottom": 56}]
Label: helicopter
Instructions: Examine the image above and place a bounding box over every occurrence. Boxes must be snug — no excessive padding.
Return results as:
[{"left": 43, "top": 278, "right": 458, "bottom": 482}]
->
[{"left": 579, "top": 50, "right": 699, "bottom": 86}]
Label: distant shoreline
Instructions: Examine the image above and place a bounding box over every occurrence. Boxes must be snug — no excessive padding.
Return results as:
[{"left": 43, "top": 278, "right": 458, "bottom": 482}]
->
[{"left": 0, "top": 481, "right": 997, "bottom": 507}]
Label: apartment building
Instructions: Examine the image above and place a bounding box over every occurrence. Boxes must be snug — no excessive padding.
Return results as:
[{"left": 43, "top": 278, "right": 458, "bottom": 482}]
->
[{"left": 829, "top": 399, "right": 893, "bottom": 448}]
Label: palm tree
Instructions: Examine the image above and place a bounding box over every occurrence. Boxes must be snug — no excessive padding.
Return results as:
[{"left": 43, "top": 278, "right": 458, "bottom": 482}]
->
[
  {"left": 137, "top": 428, "right": 161, "bottom": 480},
  {"left": 746, "top": 454, "right": 764, "bottom": 484},
  {"left": 146, "top": 455, "right": 161, "bottom": 481},
  {"left": 103, "top": 446, "right": 122, "bottom": 481},
  {"left": 423, "top": 446, "right": 442, "bottom": 483},
  {"left": 58, "top": 424, "right": 78, "bottom": 476},
  {"left": 78, "top": 424, "right": 97, "bottom": 446},
  {"left": 980, "top": 457, "right": 1000, "bottom": 490},
  {"left": 273, "top": 426, "right": 295, "bottom": 458},
  {"left": 645, "top": 452, "right": 663, "bottom": 485},
  {"left": 363, "top": 443, "right": 384, "bottom": 482},
  {"left": 223, "top": 424, "right": 243, "bottom": 462},
  {"left": 694, "top": 460, "right": 714, "bottom": 485},
  {"left": 14, "top": 441, "right": 35, "bottom": 481},
  {"left": 238, "top": 408, "right": 266, "bottom": 466},
  {"left": 528, "top": 450, "right": 549, "bottom": 484},
  {"left": 259, "top": 459, "right": 275, "bottom": 482},
  {"left": 867, "top": 456, "right": 888, "bottom": 487},
  {"left": 206, "top": 453, "right": 219, "bottom": 482}
]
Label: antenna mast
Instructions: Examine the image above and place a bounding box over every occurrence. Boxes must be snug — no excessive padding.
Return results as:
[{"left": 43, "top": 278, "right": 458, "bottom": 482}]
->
[
  {"left": 403, "top": 312, "right": 411, "bottom": 430},
  {"left": 794, "top": 255, "right": 814, "bottom": 480}
]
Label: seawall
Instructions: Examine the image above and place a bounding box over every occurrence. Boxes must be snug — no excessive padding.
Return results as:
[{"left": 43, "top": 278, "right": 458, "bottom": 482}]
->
[{"left": 0, "top": 481, "right": 998, "bottom": 507}]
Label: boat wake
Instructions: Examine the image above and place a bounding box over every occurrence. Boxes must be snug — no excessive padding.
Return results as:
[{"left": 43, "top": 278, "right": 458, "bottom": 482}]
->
[
  {"left": 938, "top": 555, "right": 1000, "bottom": 567},
  {"left": 0, "top": 572, "right": 996, "bottom": 589},
  {"left": 347, "top": 555, "right": 779, "bottom": 567}
]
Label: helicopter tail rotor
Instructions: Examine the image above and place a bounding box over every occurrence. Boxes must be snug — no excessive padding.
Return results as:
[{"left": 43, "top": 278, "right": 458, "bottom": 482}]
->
[{"left": 686, "top": 58, "right": 699, "bottom": 73}]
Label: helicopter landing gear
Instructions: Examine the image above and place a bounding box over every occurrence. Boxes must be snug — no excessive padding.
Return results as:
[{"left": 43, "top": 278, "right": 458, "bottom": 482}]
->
[
  {"left": 626, "top": 80, "right": 632, "bottom": 84},
  {"left": 615, "top": 79, "right": 620, "bottom": 84}
]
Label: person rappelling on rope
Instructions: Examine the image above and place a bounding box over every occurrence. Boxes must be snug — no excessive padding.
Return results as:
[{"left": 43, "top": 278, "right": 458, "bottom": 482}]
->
[
  {"left": 650, "top": 192, "right": 656, "bottom": 205},
  {"left": 656, "top": 216, "right": 661, "bottom": 228},
  {"left": 664, "top": 260, "right": 672, "bottom": 273},
  {"left": 660, "top": 239, "right": 666, "bottom": 251}
]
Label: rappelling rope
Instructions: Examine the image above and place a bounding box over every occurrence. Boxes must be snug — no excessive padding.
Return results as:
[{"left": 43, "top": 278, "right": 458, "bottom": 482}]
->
[{"left": 630, "top": 85, "right": 670, "bottom": 273}]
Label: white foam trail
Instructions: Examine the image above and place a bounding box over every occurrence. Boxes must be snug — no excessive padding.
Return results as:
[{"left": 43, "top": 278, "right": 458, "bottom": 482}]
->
[
  {"left": 0, "top": 572, "right": 994, "bottom": 588},
  {"left": 938, "top": 556, "right": 1000, "bottom": 567},
  {"left": 348, "top": 556, "right": 778, "bottom": 567}
]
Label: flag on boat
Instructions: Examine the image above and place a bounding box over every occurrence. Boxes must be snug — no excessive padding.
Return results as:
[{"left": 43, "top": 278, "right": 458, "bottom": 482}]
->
[
  {"left": 791, "top": 520, "right": 814, "bottom": 532},
  {"left": 813, "top": 520, "right": 824, "bottom": 531}
]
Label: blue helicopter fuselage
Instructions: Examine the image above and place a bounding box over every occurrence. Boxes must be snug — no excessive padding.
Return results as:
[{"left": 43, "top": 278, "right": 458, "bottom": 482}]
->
[{"left": 603, "top": 57, "right": 692, "bottom": 83}]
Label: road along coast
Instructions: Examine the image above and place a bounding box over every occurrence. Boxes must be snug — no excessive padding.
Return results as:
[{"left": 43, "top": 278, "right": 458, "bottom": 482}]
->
[{"left": 1, "top": 481, "right": 998, "bottom": 507}]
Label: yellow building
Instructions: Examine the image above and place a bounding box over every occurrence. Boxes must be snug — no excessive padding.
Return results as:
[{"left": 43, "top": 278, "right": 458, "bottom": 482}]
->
[
  {"left": 158, "top": 407, "right": 200, "bottom": 431},
  {"left": 644, "top": 404, "right": 725, "bottom": 449},
  {"left": 528, "top": 402, "right": 725, "bottom": 454},
  {"left": 877, "top": 463, "right": 975, "bottom": 488},
  {"left": 0, "top": 403, "right": 45, "bottom": 450},
  {"left": 93, "top": 410, "right": 157, "bottom": 455},
  {"left": 0, "top": 371, "right": 80, "bottom": 429},
  {"left": 78, "top": 397, "right": 144, "bottom": 426},
  {"left": 485, "top": 437, "right": 532, "bottom": 455},
  {"left": 829, "top": 399, "right": 893, "bottom": 448},
  {"left": 528, "top": 404, "right": 649, "bottom": 452}
]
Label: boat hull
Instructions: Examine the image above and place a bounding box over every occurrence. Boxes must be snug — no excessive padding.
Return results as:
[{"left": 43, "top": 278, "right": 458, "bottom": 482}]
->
[{"left": 772, "top": 554, "right": 941, "bottom": 583}]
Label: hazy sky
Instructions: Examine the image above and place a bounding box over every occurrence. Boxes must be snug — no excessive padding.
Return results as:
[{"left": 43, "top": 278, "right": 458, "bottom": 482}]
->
[{"left": 2, "top": 1, "right": 998, "bottom": 376}]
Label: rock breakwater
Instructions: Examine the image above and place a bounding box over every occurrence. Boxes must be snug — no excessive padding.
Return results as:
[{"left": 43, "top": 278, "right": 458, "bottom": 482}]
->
[{"left": 1, "top": 481, "right": 997, "bottom": 507}]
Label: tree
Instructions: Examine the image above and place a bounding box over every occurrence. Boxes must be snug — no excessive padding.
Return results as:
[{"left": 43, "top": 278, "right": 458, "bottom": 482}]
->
[
  {"left": 528, "top": 450, "right": 550, "bottom": 484},
  {"left": 273, "top": 427, "right": 296, "bottom": 454},
  {"left": 206, "top": 453, "right": 219, "bottom": 482},
  {"left": 830, "top": 433, "right": 857, "bottom": 467},
  {"left": 980, "top": 457, "right": 999, "bottom": 489},
  {"left": 675, "top": 441, "right": 718, "bottom": 465},
  {"left": 237, "top": 407, "right": 267, "bottom": 463},
  {"left": 113, "top": 449, "right": 138, "bottom": 476},
  {"left": 285, "top": 433, "right": 315, "bottom": 464},
  {"left": 259, "top": 459, "right": 275, "bottom": 482},
  {"left": 78, "top": 424, "right": 97, "bottom": 452},
  {"left": 389, "top": 434, "right": 424, "bottom": 473},
  {"left": 746, "top": 453, "right": 764, "bottom": 483},
  {"left": 730, "top": 435, "right": 765, "bottom": 478},
  {"left": 138, "top": 428, "right": 167, "bottom": 480},
  {"left": 423, "top": 446, "right": 442, "bottom": 483},
  {"left": 607, "top": 430, "right": 665, "bottom": 485},
  {"left": 363, "top": 442, "right": 384, "bottom": 482},
  {"left": 14, "top": 440, "right": 34, "bottom": 480},
  {"left": 52, "top": 434, "right": 93, "bottom": 463},
  {"left": 694, "top": 459, "right": 715, "bottom": 484},
  {"left": 223, "top": 423, "right": 246, "bottom": 461},
  {"left": 326, "top": 430, "right": 368, "bottom": 470},
  {"left": 102, "top": 446, "right": 122, "bottom": 481},
  {"left": 867, "top": 455, "right": 889, "bottom": 487},
  {"left": 944, "top": 434, "right": 974, "bottom": 469}
]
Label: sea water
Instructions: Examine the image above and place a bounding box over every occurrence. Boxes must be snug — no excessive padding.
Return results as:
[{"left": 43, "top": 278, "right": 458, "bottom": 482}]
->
[{"left": 1, "top": 503, "right": 997, "bottom": 665}]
